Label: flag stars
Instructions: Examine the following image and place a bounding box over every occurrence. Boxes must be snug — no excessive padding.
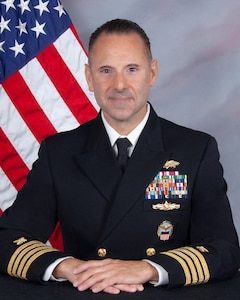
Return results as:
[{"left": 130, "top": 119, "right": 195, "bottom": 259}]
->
[
  {"left": 0, "top": 41, "right": 5, "bottom": 53},
  {"left": 9, "top": 40, "right": 25, "bottom": 57},
  {"left": 31, "top": 20, "right": 46, "bottom": 38},
  {"left": 54, "top": 0, "right": 66, "bottom": 17},
  {"left": 1, "top": 0, "right": 16, "bottom": 12},
  {"left": 18, "top": 0, "right": 31, "bottom": 15},
  {"left": 0, "top": 16, "right": 11, "bottom": 33},
  {"left": 16, "top": 19, "right": 28, "bottom": 36},
  {"left": 34, "top": 0, "right": 50, "bottom": 16}
]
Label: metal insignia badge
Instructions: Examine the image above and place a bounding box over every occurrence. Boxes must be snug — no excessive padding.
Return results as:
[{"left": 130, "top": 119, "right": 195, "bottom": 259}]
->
[
  {"left": 163, "top": 160, "right": 180, "bottom": 169},
  {"left": 152, "top": 201, "right": 180, "bottom": 211},
  {"left": 13, "top": 237, "right": 27, "bottom": 245},
  {"left": 157, "top": 221, "right": 173, "bottom": 241}
]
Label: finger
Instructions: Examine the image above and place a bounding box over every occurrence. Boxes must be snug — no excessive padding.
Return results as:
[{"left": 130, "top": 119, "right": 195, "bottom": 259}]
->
[
  {"left": 91, "top": 282, "right": 144, "bottom": 294},
  {"left": 102, "top": 286, "right": 121, "bottom": 294},
  {"left": 74, "top": 268, "right": 114, "bottom": 291},
  {"left": 107, "top": 284, "right": 144, "bottom": 293},
  {"left": 73, "top": 259, "right": 112, "bottom": 275}
]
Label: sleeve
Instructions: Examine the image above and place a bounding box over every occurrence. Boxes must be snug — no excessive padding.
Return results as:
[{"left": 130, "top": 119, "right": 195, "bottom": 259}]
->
[
  {"left": 149, "top": 136, "right": 240, "bottom": 288},
  {"left": 0, "top": 140, "right": 69, "bottom": 282}
]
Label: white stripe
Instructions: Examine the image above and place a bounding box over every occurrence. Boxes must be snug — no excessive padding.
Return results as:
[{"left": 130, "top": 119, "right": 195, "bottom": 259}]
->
[
  {"left": 0, "top": 168, "right": 17, "bottom": 211},
  {"left": 19, "top": 58, "right": 80, "bottom": 132},
  {"left": 0, "top": 86, "right": 39, "bottom": 168},
  {"left": 53, "top": 28, "right": 99, "bottom": 112}
]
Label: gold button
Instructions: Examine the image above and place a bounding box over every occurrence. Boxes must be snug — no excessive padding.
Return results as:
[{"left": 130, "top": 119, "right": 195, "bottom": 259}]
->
[
  {"left": 97, "top": 248, "right": 107, "bottom": 257},
  {"left": 146, "top": 247, "right": 156, "bottom": 257}
]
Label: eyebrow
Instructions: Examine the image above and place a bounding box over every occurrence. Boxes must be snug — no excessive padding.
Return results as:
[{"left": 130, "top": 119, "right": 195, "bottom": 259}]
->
[{"left": 98, "top": 63, "right": 140, "bottom": 69}]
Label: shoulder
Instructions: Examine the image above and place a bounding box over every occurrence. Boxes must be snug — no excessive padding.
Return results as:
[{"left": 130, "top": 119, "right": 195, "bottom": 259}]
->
[
  {"left": 41, "top": 116, "right": 101, "bottom": 151},
  {"left": 159, "top": 117, "right": 217, "bottom": 152}
]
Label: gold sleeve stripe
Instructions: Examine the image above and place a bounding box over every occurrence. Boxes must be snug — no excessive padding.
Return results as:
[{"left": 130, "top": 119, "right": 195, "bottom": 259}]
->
[
  {"left": 168, "top": 249, "right": 198, "bottom": 284},
  {"left": 161, "top": 246, "right": 210, "bottom": 286},
  {"left": 7, "top": 240, "right": 58, "bottom": 280},
  {"left": 8, "top": 241, "right": 39, "bottom": 276},
  {"left": 161, "top": 251, "right": 191, "bottom": 285},
  {"left": 11, "top": 243, "right": 46, "bottom": 276},
  {"left": 184, "top": 246, "right": 210, "bottom": 283},
  {"left": 177, "top": 248, "right": 205, "bottom": 283},
  {"left": 21, "top": 248, "right": 58, "bottom": 279}
]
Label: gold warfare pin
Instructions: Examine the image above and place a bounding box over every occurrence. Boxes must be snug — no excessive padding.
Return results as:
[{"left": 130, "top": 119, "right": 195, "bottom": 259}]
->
[
  {"left": 163, "top": 160, "right": 180, "bottom": 169},
  {"left": 152, "top": 201, "right": 180, "bottom": 211}
]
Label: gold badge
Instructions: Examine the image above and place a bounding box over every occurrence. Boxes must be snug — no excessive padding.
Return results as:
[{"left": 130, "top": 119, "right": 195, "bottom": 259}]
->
[
  {"left": 152, "top": 201, "right": 180, "bottom": 211},
  {"left": 163, "top": 160, "right": 180, "bottom": 169},
  {"left": 157, "top": 221, "right": 173, "bottom": 241},
  {"left": 13, "top": 237, "right": 27, "bottom": 245}
]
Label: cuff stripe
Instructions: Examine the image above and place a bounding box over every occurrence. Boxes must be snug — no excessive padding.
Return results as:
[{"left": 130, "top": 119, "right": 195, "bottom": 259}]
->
[
  {"left": 7, "top": 240, "right": 58, "bottom": 280},
  {"left": 184, "top": 246, "right": 210, "bottom": 283},
  {"left": 161, "top": 246, "right": 210, "bottom": 285},
  {"left": 161, "top": 251, "right": 192, "bottom": 285}
]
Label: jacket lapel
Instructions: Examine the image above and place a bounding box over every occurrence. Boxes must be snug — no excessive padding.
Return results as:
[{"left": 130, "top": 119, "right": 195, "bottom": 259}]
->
[{"left": 74, "top": 115, "right": 122, "bottom": 201}]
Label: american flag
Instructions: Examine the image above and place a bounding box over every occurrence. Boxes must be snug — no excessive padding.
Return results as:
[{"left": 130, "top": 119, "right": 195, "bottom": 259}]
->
[{"left": 0, "top": 0, "right": 98, "bottom": 249}]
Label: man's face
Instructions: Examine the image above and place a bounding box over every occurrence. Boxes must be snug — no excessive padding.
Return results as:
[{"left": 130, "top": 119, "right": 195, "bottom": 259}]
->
[{"left": 85, "top": 32, "right": 158, "bottom": 133}]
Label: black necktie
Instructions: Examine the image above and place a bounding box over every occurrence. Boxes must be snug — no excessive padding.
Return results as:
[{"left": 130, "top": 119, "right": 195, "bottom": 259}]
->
[{"left": 116, "top": 138, "right": 131, "bottom": 172}]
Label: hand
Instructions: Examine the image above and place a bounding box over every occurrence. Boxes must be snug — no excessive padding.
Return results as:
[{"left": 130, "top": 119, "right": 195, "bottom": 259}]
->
[
  {"left": 52, "top": 257, "right": 84, "bottom": 283},
  {"left": 72, "top": 258, "right": 158, "bottom": 294}
]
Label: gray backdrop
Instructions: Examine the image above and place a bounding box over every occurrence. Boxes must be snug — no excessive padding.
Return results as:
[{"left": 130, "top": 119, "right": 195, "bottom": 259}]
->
[{"left": 61, "top": 0, "right": 240, "bottom": 238}]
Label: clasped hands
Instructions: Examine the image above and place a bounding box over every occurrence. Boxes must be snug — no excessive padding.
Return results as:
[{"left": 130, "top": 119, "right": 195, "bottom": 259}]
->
[{"left": 53, "top": 257, "right": 158, "bottom": 294}]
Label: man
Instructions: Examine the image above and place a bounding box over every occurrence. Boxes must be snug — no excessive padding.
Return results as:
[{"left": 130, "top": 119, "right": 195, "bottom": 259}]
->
[{"left": 0, "top": 19, "right": 239, "bottom": 295}]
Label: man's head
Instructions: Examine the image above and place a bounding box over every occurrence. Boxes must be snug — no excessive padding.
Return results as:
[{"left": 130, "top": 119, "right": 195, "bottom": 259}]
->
[{"left": 85, "top": 19, "right": 158, "bottom": 135}]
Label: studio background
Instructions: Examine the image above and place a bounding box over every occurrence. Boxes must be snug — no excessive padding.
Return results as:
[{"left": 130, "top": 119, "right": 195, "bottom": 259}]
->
[{"left": 61, "top": 0, "right": 240, "bottom": 237}]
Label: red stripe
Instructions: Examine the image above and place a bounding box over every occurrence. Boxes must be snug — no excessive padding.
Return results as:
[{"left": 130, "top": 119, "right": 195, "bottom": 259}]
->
[
  {"left": 2, "top": 73, "right": 57, "bottom": 143},
  {"left": 37, "top": 44, "right": 97, "bottom": 124},
  {"left": 0, "top": 128, "right": 29, "bottom": 191}
]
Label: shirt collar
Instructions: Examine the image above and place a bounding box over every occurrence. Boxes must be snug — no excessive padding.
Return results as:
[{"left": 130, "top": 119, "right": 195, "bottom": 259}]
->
[{"left": 101, "top": 103, "right": 150, "bottom": 155}]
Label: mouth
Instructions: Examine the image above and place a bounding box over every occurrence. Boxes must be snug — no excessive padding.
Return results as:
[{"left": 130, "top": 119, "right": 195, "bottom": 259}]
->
[
  {"left": 107, "top": 89, "right": 134, "bottom": 109},
  {"left": 109, "top": 96, "right": 133, "bottom": 108}
]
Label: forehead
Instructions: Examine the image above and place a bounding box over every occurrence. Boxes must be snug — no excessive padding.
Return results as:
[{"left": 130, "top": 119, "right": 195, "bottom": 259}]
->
[{"left": 89, "top": 32, "right": 149, "bottom": 63}]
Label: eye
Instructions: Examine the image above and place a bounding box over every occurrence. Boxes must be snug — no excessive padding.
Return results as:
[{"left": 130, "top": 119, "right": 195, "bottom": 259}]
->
[
  {"left": 128, "top": 65, "right": 138, "bottom": 73},
  {"left": 100, "top": 67, "right": 112, "bottom": 74}
]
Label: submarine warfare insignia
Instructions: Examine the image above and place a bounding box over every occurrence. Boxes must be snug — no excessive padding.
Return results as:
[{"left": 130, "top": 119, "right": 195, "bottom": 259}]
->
[
  {"left": 157, "top": 221, "right": 173, "bottom": 241},
  {"left": 13, "top": 237, "right": 27, "bottom": 245},
  {"left": 163, "top": 160, "right": 180, "bottom": 169},
  {"left": 152, "top": 200, "right": 180, "bottom": 211}
]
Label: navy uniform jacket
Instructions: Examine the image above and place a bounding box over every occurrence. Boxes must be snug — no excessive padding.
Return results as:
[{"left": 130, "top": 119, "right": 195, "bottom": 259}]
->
[{"left": 0, "top": 106, "right": 240, "bottom": 288}]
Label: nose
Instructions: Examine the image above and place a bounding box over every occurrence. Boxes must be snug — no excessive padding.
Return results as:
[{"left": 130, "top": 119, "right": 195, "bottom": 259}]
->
[{"left": 113, "top": 72, "right": 127, "bottom": 91}]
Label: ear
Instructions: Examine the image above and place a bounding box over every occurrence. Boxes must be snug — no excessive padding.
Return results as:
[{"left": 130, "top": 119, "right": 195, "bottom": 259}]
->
[
  {"left": 85, "top": 64, "right": 94, "bottom": 92},
  {"left": 150, "top": 59, "right": 159, "bottom": 87}
]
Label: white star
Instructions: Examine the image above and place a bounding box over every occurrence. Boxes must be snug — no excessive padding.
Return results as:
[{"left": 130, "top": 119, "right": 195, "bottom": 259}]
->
[
  {"left": 54, "top": 0, "right": 66, "bottom": 17},
  {"left": 34, "top": 0, "right": 49, "bottom": 16},
  {"left": 31, "top": 20, "right": 46, "bottom": 38},
  {"left": 16, "top": 19, "right": 28, "bottom": 36},
  {"left": 18, "top": 0, "right": 31, "bottom": 15},
  {"left": 0, "top": 16, "right": 11, "bottom": 34},
  {"left": 9, "top": 40, "right": 25, "bottom": 57},
  {"left": 0, "top": 41, "right": 5, "bottom": 53},
  {"left": 1, "top": 0, "right": 16, "bottom": 12}
]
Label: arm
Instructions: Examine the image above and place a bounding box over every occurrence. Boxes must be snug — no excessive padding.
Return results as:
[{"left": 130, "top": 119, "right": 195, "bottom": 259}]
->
[
  {"left": 0, "top": 140, "right": 69, "bottom": 282},
  {"left": 150, "top": 136, "right": 240, "bottom": 287}
]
